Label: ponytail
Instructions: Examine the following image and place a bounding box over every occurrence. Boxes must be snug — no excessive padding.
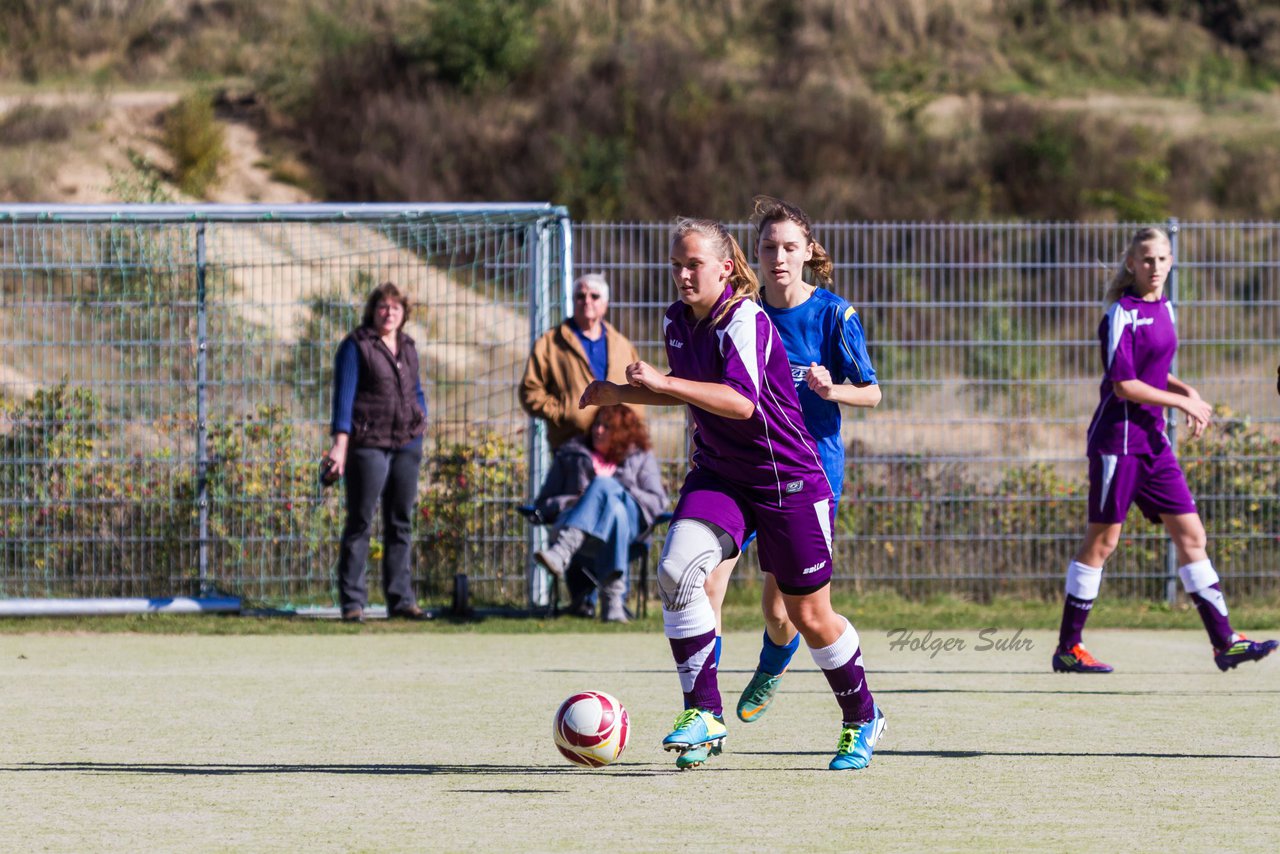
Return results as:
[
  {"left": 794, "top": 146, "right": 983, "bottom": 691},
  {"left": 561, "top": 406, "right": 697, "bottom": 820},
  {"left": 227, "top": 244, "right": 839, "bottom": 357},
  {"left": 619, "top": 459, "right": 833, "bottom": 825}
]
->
[
  {"left": 751, "top": 194, "right": 832, "bottom": 286},
  {"left": 670, "top": 217, "right": 760, "bottom": 325}
]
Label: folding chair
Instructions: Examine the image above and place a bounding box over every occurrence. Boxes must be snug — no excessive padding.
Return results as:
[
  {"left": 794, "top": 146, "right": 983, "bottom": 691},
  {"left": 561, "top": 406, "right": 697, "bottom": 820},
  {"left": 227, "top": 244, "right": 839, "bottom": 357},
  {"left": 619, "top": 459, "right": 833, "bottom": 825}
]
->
[{"left": 517, "top": 505, "right": 671, "bottom": 619}]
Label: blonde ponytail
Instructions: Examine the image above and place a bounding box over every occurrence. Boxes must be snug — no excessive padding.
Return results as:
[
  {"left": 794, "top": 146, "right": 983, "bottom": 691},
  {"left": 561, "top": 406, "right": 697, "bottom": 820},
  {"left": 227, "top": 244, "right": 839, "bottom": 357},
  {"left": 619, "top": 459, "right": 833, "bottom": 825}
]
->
[{"left": 670, "top": 217, "right": 760, "bottom": 325}]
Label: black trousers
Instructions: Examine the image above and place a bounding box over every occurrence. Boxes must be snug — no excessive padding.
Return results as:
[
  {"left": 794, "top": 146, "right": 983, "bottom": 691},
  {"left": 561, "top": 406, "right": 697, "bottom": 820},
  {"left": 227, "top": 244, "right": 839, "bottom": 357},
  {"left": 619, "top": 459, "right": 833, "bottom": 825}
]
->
[{"left": 337, "top": 442, "right": 422, "bottom": 612}]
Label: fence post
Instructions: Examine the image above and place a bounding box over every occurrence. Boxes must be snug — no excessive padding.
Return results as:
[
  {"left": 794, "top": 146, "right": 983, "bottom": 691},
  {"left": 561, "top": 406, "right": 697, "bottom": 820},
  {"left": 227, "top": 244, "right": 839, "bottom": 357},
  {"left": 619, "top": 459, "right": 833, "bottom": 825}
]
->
[
  {"left": 1165, "top": 217, "right": 1180, "bottom": 606},
  {"left": 195, "top": 223, "right": 211, "bottom": 597},
  {"left": 525, "top": 217, "right": 560, "bottom": 609}
]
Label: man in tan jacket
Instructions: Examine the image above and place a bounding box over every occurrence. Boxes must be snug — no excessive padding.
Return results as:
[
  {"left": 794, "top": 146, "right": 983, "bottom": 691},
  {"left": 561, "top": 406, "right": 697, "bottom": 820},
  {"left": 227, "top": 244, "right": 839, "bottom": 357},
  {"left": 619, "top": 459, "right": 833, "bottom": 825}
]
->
[{"left": 520, "top": 273, "right": 641, "bottom": 449}]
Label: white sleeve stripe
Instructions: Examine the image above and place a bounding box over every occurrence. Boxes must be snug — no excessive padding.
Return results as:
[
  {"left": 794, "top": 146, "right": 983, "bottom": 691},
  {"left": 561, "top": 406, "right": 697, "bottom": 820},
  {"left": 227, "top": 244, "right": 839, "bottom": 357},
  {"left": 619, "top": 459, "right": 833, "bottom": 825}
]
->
[
  {"left": 1104, "top": 303, "right": 1134, "bottom": 370},
  {"left": 720, "top": 310, "right": 760, "bottom": 395}
]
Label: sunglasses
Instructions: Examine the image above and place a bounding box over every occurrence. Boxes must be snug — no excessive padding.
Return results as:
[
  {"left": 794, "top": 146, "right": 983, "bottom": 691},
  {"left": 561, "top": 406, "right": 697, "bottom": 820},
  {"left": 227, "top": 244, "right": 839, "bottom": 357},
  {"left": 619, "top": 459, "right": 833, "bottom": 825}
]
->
[{"left": 574, "top": 292, "right": 603, "bottom": 302}]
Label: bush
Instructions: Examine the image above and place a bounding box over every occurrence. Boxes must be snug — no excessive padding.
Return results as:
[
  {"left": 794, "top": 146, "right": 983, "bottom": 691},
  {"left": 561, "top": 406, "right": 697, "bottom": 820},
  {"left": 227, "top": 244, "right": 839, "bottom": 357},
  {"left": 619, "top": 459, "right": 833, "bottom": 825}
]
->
[
  {"left": 161, "top": 91, "right": 227, "bottom": 198},
  {"left": 417, "top": 431, "right": 527, "bottom": 602}
]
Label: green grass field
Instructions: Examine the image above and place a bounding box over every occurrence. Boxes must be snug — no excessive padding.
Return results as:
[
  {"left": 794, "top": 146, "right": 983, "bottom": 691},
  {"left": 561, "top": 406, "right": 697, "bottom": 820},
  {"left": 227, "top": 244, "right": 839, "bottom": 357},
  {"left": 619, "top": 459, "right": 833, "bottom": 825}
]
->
[{"left": 2, "top": 627, "right": 1277, "bottom": 851}]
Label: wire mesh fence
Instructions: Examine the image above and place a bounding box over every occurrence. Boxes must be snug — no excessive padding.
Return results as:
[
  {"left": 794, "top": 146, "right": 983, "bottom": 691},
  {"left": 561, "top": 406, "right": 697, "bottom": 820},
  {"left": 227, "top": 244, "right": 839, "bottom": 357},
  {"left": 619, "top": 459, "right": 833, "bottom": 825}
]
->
[
  {"left": 1, "top": 211, "right": 1276, "bottom": 607},
  {"left": 0, "top": 204, "right": 567, "bottom": 607},
  {"left": 583, "top": 219, "right": 1280, "bottom": 602}
]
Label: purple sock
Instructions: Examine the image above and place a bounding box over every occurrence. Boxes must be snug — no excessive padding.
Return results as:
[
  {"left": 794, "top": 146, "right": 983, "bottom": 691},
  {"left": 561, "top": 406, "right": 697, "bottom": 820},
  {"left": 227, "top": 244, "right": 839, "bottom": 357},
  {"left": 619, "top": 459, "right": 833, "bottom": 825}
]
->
[
  {"left": 1189, "top": 583, "right": 1235, "bottom": 650},
  {"left": 668, "top": 628, "right": 722, "bottom": 716},
  {"left": 810, "top": 621, "right": 875, "bottom": 724},
  {"left": 1058, "top": 594, "right": 1094, "bottom": 652}
]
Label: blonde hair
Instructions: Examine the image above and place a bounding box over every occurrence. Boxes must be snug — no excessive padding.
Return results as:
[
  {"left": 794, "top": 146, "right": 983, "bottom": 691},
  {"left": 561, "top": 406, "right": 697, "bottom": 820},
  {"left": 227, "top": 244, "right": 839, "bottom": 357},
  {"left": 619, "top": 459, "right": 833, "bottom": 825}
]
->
[
  {"left": 670, "top": 217, "right": 759, "bottom": 325},
  {"left": 1104, "top": 227, "right": 1172, "bottom": 306},
  {"left": 750, "top": 195, "right": 833, "bottom": 285}
]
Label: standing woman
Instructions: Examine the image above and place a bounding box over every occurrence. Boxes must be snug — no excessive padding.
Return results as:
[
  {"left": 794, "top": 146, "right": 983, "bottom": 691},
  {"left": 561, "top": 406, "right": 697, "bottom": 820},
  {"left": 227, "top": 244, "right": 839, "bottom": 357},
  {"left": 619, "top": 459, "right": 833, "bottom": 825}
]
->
[
  {"left": 581, "top": 218, "right": 885, "bottom": 771},
  {"left": 1054, "top": 227, "right": 1276, "bottom": 672},
  {"left": 704, "top": 196, "right": 881, "bottom": 724},
  {"left": 326, "top": 282, "right": 429, "bottom": 623}
]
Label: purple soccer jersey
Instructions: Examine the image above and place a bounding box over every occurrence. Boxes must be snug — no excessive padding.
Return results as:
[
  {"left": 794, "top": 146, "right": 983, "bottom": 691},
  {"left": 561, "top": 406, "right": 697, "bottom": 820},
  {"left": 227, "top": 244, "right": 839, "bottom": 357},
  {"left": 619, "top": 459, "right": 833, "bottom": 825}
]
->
[
  {"left": 663, "top": 288, "right": 836, "bottom": 592},
  {"left": 1086, "top": 291, "right": 1178, "bottom": 456},
  {"left": 663, "top": 289, "right": 831, "bottom": 504}
]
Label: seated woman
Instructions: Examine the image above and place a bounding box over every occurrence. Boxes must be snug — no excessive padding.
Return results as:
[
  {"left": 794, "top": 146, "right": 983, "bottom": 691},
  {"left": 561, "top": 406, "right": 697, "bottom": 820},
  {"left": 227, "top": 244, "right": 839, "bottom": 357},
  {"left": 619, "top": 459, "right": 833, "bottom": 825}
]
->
[{"left": 533, "top": 405, "right": 668, "bottom": 622}]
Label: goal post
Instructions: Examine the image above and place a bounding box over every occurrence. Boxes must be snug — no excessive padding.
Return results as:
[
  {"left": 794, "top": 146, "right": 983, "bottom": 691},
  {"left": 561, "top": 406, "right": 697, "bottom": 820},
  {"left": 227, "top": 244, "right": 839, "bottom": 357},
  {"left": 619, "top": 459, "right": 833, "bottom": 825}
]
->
[{"left": 0, "top": 203, "right": 570, "bottom": 613}]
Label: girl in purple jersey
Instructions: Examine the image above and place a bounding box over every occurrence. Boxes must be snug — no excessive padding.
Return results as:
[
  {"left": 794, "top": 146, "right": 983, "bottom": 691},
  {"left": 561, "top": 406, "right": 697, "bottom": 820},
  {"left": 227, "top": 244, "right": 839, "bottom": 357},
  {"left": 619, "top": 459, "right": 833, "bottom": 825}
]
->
[
  {"left": 1054, "top": 227, "right": 1276, "bottom": 674},
  {"left": 701, "top": 197, "right": 882, "bottom": 725},
  {"left": 581, "top": 217, "right": 885, "bottom": 771}
]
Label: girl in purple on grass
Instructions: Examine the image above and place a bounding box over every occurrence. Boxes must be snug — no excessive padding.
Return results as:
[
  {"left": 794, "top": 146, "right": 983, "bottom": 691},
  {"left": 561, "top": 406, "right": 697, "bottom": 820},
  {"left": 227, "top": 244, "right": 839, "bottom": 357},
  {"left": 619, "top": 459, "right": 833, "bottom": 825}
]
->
[
  {"left": 580, "top": 217, "right": 885, "bottom": 771},
  {"left": 1054, "top": 226, "right": 1276, "bottom": 674}
]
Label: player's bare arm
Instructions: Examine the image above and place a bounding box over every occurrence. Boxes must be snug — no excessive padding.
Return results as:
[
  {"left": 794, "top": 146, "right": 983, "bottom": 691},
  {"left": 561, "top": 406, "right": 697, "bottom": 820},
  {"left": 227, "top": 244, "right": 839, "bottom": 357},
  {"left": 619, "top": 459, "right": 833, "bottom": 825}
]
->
[
  {"left": 578, "top": 379, "right": 674, "bottom": 408},
  {"left": 805, "top": 362, "right": 881, "bottom": 408},
  {"left": 1113, "top": 377, "right": 1212, "bottom": 438}
]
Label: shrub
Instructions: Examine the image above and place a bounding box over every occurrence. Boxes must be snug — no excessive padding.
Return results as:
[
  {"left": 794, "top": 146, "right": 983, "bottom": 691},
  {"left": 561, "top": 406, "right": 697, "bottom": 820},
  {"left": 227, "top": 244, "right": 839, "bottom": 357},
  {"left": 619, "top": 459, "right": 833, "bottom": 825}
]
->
[
  {"left": 161, "top": 91, "right": 227, "bottom": 198},
  {"left": 417, "top": 431, "right": 526, "bottom": 601}
]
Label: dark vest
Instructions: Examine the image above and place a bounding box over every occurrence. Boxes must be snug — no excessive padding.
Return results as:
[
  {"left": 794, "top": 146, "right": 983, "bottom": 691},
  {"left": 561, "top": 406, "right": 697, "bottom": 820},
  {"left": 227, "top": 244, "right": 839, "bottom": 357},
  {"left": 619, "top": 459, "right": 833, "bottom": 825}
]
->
[{"left": 348, "top": 326, "right": 427, "bottom": 449}]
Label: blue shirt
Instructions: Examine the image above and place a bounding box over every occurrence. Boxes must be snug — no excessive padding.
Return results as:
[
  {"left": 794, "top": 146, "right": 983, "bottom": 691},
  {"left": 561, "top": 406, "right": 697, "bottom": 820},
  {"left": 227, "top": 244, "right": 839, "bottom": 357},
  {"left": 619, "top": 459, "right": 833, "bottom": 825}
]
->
[
  {"left": 571, "top": 321, "right": 609, "bottom": 381},
  {"left": 761, "top": 288, "right": 877, "bottom": 500}
]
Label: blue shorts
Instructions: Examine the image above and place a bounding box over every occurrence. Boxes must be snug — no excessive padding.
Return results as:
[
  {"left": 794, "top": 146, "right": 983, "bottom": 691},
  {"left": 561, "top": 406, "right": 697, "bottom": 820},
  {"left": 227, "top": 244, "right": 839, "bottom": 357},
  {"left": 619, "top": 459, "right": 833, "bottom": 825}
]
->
[
  {"left": 674, "top": 467, "right": 834, "bottom": 594},
  {"left": 1088, "top": 446, "right": 1197, "bottom": 525}
]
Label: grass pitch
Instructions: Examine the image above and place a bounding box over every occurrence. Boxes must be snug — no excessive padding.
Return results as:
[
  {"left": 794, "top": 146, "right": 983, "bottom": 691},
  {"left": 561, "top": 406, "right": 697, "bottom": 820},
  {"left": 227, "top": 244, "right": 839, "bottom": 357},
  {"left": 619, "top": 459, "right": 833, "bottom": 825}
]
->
[{"left": 1, "top": 628, "right": 1277, "bottom": 852}]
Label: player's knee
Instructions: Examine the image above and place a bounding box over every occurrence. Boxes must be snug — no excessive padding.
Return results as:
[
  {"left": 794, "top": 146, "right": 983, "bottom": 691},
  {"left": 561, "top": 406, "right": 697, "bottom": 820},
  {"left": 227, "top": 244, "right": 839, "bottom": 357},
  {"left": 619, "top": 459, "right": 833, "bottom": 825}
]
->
[
  {"left": 656, "top": 520, "right": 723, "bottom": 610},
  {"left": 1175, "top": 529, "right": 1207, "bottom": 555}
]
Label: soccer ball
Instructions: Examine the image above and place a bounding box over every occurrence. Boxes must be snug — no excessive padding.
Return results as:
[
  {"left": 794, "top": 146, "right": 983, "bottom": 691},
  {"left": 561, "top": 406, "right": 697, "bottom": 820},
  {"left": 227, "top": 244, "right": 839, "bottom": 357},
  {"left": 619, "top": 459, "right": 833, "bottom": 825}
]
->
[{"left": 552, "top": 691, "right": 629, "bottom": 768}]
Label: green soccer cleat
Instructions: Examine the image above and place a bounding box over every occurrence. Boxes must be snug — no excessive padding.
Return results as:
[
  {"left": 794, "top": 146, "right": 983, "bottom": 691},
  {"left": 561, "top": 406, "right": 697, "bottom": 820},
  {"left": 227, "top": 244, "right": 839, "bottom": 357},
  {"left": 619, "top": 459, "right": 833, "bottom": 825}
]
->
[
  {"left": 662, "top": 709, "right": 727, "bottom": 769},
  {"left": 736, "top": 668, "right": 785, "bottom": 723},
  {"left": 829, "top": 705, "right": 887, "bottom": 771}
]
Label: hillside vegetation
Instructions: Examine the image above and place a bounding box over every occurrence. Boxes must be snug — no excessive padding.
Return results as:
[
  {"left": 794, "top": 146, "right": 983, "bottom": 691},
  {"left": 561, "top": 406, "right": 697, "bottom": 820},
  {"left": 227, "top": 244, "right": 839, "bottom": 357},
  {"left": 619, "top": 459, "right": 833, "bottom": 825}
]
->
[{"left": 4, "top": 0, "right": 1280, "bottom": 219}]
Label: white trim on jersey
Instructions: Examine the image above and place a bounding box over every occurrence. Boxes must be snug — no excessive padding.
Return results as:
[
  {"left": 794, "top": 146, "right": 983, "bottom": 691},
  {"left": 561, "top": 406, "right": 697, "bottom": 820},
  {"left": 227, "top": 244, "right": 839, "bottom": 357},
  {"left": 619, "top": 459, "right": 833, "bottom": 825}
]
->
[
  {"left": 718, "top": 309, "right": 760, "bottom": 395},
  {"left": 1103, "top": 301, "right": 1137, "bottom": 370}
]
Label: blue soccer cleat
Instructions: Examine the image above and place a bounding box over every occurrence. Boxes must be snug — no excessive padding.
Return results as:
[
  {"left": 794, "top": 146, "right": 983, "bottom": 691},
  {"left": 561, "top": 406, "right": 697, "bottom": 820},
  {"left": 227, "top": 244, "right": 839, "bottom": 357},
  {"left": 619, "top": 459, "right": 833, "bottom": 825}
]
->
[
  {"left": 1214, "top": 635, "right": 1279, "bottom": 672},
  {"left": 662, "top": 709, "right": 726, "bottom": 770},
  {"left": 829, "top": 705, "right": 886, "bottom": 771}
]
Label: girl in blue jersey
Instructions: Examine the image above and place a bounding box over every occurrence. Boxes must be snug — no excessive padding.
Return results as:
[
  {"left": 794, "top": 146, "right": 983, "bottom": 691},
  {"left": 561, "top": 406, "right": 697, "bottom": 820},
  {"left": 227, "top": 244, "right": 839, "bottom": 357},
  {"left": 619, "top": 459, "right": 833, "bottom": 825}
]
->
[
  {"left": 580, "top": 217, "right": 884, "bottom": 771},
  {"left": 1054, "top": 226, "right": 1276, "bottom": 674},
  {"left": 702, "top": 197, "right": 881, "bottom": 722}
]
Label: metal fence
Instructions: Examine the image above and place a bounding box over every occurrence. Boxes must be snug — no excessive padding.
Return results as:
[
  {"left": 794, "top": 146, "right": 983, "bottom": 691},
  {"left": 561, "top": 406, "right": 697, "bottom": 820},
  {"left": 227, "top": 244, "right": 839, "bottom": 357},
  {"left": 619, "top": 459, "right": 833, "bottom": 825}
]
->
[
  {"left": 0, "top": 204, "right": 569, "bottom": 607},
  {"left": 582, "top": 219, "right": 1280, "bottom": 602},
  {"left": 1, "top": 211, "right": 1277, "bottom": 607}
]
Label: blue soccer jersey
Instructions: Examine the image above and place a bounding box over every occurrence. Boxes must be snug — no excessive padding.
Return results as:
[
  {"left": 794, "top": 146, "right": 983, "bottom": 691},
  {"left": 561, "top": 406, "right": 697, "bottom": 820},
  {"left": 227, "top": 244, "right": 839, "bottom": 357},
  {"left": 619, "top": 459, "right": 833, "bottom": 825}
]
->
[{"left": 762, "top": 288, "right": 877, "bottom": 500}]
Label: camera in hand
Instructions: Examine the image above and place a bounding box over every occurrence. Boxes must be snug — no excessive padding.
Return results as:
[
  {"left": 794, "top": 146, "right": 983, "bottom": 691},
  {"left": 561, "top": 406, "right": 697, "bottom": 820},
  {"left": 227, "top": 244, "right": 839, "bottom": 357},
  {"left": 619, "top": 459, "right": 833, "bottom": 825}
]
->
[{"left": 319, "top": 456, "right": 341, "bottom": 488}]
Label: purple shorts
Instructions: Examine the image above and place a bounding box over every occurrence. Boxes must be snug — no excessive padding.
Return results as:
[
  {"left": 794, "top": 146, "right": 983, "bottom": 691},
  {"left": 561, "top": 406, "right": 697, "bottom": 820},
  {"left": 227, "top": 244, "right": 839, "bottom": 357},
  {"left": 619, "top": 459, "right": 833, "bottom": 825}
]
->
[
  {"left": 1088, "top": 446, "right": 1197, "bottom": 525},
  {"left": 674, "top": 467, "right": 834, "bottom": 594}
]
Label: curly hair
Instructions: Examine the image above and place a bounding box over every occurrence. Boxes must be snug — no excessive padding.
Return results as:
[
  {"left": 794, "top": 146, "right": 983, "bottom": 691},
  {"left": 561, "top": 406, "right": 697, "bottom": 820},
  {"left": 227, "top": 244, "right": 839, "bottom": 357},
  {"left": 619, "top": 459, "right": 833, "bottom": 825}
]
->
[{"left": 590, "top": 405, "right": 651, "bottom": 464}]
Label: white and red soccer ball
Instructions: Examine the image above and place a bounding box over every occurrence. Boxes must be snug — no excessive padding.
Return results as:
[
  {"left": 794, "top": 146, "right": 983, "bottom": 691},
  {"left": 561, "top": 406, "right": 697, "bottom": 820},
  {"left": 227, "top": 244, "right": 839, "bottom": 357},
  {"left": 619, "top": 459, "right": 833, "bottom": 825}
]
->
[{"left": 553, "top": 691, "right": 629, "bottom": 768}]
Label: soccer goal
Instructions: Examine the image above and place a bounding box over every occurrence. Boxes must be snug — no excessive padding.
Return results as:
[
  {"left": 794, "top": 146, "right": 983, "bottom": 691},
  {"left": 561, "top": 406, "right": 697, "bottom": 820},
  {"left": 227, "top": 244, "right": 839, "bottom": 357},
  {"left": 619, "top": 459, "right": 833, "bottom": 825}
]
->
[{"left": 0, "top": 203, "right": 570, "bottom": 614}]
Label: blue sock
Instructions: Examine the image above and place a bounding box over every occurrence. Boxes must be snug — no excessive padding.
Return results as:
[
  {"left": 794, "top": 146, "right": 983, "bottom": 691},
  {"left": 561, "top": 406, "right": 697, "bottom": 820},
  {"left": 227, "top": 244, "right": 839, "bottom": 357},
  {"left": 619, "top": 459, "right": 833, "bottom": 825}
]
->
[
  {"left": 714, "top": 635, "right": 722, "bottom": 668},
  {"left": 757, "top": 629, "right": 800, "bottom": 676}
]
